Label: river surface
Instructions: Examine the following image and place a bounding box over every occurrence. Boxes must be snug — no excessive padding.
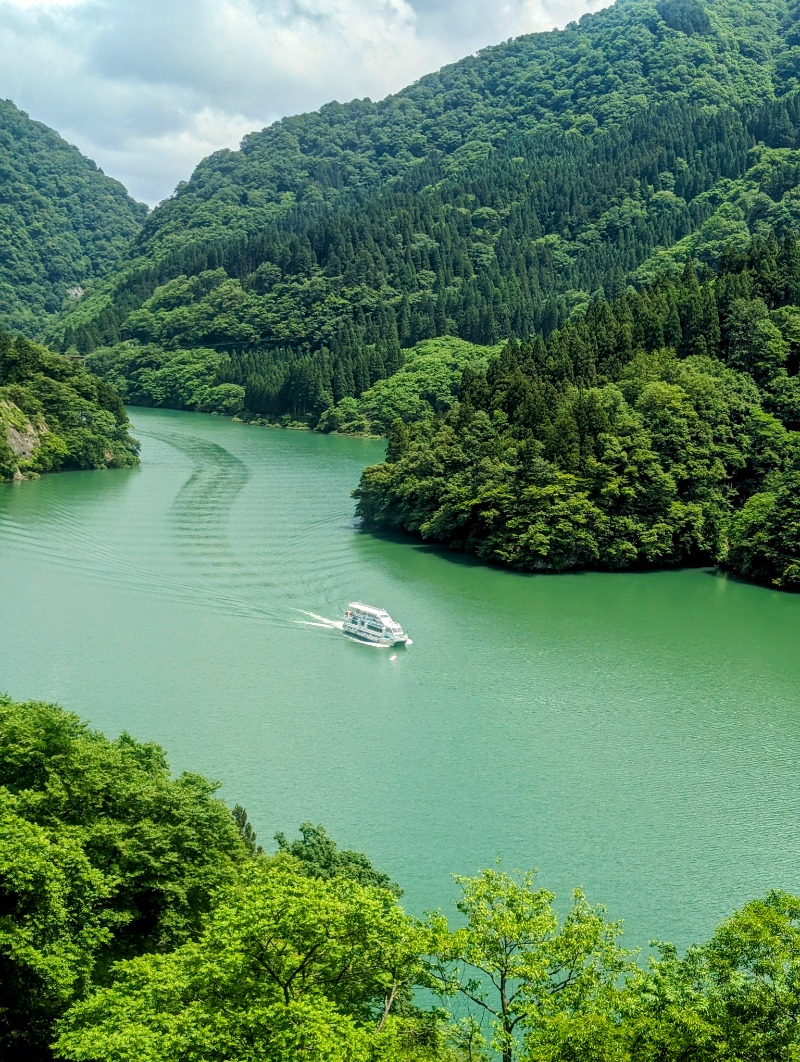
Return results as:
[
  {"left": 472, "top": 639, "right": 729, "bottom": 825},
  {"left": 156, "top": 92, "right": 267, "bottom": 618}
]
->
[{"left": 2, "top": 406, "right": 800, "bottom": 950}]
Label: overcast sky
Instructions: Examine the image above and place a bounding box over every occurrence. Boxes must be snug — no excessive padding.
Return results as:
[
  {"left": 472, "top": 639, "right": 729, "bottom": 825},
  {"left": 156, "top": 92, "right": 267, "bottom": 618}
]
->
[{"left": 2, "top": 0, "right": 610, "bottom": 207}]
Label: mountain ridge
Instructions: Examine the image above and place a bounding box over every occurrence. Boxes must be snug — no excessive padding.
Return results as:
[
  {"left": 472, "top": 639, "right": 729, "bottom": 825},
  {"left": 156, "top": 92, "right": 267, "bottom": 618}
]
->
[
  {"left": 121, "top": 0, "right": 792, "bottom": 259},
  {"left": 0, "top": 99, "right": 148, "bottom": 335},
  {"left": 46, "top": 0, "right": 800, "bottom": 394}
]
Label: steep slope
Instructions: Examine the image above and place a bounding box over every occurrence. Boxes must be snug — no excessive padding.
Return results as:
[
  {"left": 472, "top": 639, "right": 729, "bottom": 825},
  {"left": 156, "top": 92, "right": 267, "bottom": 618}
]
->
[
  {"left": 52, "top": 0, "right": 800, "bottom": 423},
  {"left": 0, "top": 330, "right": 139, "bottom": 480},
  {"left": 109, "top": 0, "right": 793, "bottom": 257},
  {"left": 0, "top": 100, "right": 148, "bottom": 335}
]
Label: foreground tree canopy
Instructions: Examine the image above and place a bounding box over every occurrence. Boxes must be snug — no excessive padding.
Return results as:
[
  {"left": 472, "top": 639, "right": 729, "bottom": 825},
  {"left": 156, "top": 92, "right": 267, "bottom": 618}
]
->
[{"left": 2, "top": 695, "right": 800, "bottom": 1062}]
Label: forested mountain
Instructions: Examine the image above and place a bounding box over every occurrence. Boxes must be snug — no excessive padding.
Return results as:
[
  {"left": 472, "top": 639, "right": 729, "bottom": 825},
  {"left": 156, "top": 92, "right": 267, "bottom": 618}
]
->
[
  {"left": 6, "top": 694, "right": 800, "bottom": 1062},
  {"left": 0, "top": 330, "right": 139, "bottom": 480},
  {"left": 356, "top": 237, "right": 800, "bottom": 587},
  {"left": 0, "top": 100, "right": 147, "bottom": 335},
  {"left": 71, "top": 0, "right": 790, "bottom": 261},
  {"left": 50, "top": 0, "right": 800, "bottom": 425}
]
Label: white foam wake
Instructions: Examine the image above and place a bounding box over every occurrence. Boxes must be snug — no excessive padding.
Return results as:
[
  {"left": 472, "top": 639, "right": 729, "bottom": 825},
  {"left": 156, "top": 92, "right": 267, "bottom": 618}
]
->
[{"left": 294, "top": 609, "right": 344, "bottom": 630}]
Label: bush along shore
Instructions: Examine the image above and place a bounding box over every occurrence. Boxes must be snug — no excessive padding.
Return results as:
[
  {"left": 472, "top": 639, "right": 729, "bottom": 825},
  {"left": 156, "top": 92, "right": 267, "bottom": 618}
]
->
[{"left": 0, "top": 330, "right": 138, "bottom": 481}]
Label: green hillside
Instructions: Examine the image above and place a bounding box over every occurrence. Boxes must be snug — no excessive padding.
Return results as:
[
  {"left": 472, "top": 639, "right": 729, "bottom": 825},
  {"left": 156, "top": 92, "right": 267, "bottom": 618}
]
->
[
  {"left": 51, "top": 0, "right": 800, "bottom": 424},
  {"left": 0, "top": 100, "right": 148, "bottom": 335},
  {"left": 355, "top": 237, "right": 800, "bottom": 587},
  {"left": 82, "top": 0, "right": 791, "bottom": 259},
  {"left": 0, "top": 330, "right": 139, "bottom": 481}
]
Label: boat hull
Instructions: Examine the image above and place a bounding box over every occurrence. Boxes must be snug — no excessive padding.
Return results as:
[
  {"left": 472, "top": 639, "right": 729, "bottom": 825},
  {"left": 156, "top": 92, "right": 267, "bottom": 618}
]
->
[
  {"left": 342, "top": 603, "right": 410, "bottom": 647},
  {"left": 342, "top": 622, "right": 409, "bottom": 647}
]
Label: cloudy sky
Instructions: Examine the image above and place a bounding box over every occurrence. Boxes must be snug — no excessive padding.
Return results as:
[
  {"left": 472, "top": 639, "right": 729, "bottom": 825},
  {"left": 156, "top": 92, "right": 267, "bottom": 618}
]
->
[{"left": 2, "top": 0, "right": 610, "bottom": 206}]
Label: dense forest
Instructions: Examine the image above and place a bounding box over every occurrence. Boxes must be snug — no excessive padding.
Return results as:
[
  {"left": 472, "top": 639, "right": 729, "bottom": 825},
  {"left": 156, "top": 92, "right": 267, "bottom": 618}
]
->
[
  {"left": 48, "top": 0, "right": 800, "bottom": 425},
  {"left": 0, "top": 329, "right": 139, "bottom": 480},
  {"left": 0, "top": 100, "right": 147, "bottom": 336},
  {"left": 3, "top": 693, "right": 800, "bottom": 1062},
  {"left": 82, "top": 335, "right": 500, "bottom": 431},
  {"left": 355, "top": 236, "right": 800, "bottom": 589}
]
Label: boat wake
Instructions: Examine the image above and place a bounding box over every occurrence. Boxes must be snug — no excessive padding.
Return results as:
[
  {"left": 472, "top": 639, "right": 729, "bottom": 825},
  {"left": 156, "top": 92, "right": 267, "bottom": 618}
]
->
[
  {"left": 293, "top": 610, "right": 392, "bottom": 647},
  {"left": 292, "top": 608, "right": 412, "bottom": 648},
  {"left": 293, "top": 610, "right": 344, "bottom": 631}
]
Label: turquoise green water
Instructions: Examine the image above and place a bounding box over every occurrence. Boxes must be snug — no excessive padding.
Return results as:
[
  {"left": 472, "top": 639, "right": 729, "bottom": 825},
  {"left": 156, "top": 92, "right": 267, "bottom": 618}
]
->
[{"left": 2, "top": 407, "right": 800, "bottom": 949}]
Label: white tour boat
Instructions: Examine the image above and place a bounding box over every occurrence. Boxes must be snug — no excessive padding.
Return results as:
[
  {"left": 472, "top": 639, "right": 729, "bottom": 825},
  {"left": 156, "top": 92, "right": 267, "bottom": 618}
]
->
[{"left": 342, "top": 603, "right": 411, "bottom": 647}]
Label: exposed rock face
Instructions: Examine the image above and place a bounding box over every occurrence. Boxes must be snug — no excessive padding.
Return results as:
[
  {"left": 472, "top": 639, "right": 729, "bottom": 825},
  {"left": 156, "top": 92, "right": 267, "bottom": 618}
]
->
[
  {"left": 0, "top": 399, "right": 45, "bottom": 479},
  {"left": 6, "top": 419, "right": 39, "bottom": 460}
]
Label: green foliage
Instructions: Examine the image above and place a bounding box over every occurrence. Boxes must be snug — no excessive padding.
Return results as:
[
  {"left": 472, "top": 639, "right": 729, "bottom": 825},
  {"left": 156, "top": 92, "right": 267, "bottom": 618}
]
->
[
  {"left": 54, "top": 857, "right": 433, "bottom": 1062},
  {"left": 656, "top": 0, "right": 712, "bottom": 35},
  {"left": 275, "top": 821, "right": 401, "bottom": 894},
  {"left": 85, "top": 341, "right": 246, "bottom": 415},
  {"left": 0, "top": 329, "right": 139, "bottom": 480},
  {"left": 618, "top": 891, "right": 800, "bottom": 1060},
  {"left": 0, "top": 99, "right": 147, "bottom": 335},
  {"left": 231, "top": 803, "right": 264, "bottom": 855},
  {"left": 317, "top": 337, "right": 502, "bottom": 435},
  {"left": 49, "top": 0, "right": 800, "bottom": 424},
  {"left": 0, "top": 791, "right": 111, "bottom": 1059},
  {"left": 355, "top": 240, "right": 800, "bottom": 580},
  {"left": 727, "top": 456, "right": 800, "bottom": 586},
  {"left": 427, "top": 866, "right": 631, "bottom": 1062},
  {"left": 0, "top": 695, "right": 248, "bottom": 1059}
]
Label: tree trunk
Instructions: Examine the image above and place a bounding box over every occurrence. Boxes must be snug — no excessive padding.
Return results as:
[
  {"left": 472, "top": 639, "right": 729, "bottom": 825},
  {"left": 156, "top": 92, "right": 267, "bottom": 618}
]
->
[
  {"left": 377, "top": 981, "right": 398, "bottom": 1031},
  {"left": 500, "top": 971, "right": 513, "bottom": 1062}
]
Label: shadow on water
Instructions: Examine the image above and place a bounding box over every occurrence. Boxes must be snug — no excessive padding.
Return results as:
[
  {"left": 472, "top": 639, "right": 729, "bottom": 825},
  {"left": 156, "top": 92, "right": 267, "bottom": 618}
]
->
[
  {"left": 356, "top": 526, "right": 776, "bottom": 595},
  {"left": 354, "top": 523, "right": 663, "bottom": 579},
  {"left": 353, "top": 524, "right": 486, "bottom": 567},
  {"left": 704, "top": 565, "right": 800, "bottom": 598}
]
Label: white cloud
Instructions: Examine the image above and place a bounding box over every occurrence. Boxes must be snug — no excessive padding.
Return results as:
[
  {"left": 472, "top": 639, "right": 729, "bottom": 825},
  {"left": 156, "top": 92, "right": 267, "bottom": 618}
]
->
[{"left": 0, "top": 0, "right": 610, "bottom": 205}]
